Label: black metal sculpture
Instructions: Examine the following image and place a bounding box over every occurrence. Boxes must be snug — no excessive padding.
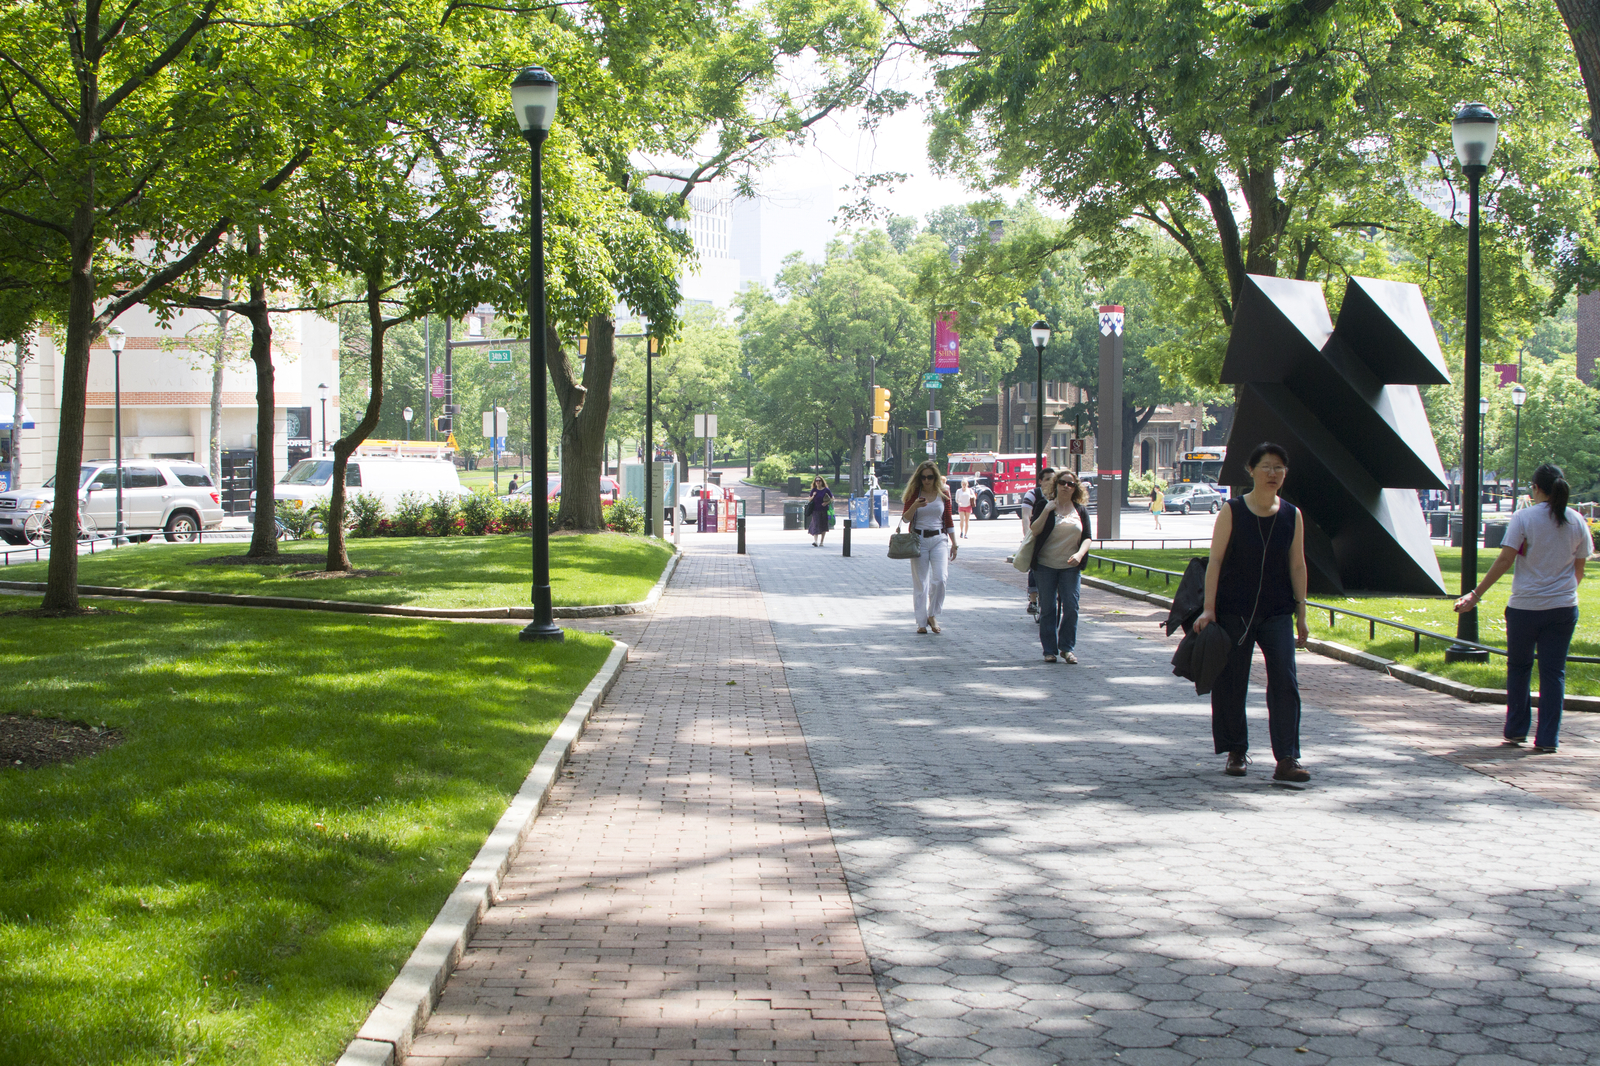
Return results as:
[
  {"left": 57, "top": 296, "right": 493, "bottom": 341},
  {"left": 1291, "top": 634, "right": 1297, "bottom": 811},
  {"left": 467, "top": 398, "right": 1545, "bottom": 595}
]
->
[{"left": 1219, "top": 274, "right": 1449, "bottom": 596}]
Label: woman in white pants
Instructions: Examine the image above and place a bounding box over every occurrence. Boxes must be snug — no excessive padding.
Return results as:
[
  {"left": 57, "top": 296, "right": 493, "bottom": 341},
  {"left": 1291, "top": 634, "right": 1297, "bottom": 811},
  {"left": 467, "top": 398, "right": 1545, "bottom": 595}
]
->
[{"left": 902, "top": 460, "right": 957, "bottom": 633}]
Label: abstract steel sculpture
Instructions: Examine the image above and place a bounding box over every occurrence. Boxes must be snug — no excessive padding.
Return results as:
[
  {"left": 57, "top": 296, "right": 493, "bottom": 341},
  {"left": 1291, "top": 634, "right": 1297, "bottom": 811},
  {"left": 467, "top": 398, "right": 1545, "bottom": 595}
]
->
[{"left": 1219, "top": 274, "right": 1449, "bottom": 596}]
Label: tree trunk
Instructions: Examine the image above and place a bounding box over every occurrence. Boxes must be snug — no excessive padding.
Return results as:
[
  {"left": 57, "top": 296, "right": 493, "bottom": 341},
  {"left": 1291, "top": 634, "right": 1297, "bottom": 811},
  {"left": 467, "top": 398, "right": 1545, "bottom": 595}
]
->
[
  {"left": 1555, "top": 0, "right": 1600, "bottom": 162},
  {"left": 324, "top": 269, "right": 386, "bottom": 571},
  {"left": 549, "top": 316, "right": 609, "bottom": 532},
  {"left": 8, "top": 339, "right": 23, "bottom": 491},
  {"left": 43, "top": 198, "right": 98, "bottom": 611},
  {"left": 244, "top": 270, "right": 278, "bottom": 558}
]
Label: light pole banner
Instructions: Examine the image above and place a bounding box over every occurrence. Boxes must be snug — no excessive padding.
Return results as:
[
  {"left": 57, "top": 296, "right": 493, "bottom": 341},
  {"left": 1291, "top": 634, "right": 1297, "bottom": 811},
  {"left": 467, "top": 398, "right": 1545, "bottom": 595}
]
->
[{"left": 934, "top": 311, "right": 960, "bottom": 373}]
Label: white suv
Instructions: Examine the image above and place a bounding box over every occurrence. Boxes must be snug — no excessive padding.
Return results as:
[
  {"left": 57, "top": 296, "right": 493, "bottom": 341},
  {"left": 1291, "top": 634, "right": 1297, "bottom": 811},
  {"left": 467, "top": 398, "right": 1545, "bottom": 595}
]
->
[{"left": 0, "top": 460, "right": 225, "bottom": 545}]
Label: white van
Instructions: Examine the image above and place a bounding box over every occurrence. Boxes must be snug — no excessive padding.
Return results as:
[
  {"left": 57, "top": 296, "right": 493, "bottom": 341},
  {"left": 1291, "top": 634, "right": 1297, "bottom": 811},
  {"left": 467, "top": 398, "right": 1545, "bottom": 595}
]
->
[{"left": 268, "top": 442, "right": 467, "bottom": 515}]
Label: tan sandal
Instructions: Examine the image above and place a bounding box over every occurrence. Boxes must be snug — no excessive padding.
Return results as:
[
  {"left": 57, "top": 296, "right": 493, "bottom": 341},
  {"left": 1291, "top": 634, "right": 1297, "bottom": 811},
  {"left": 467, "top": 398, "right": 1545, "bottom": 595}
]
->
[
  {"left": 916, "top": 626, "right": 928, "bottom": 634},
  {"left": 928, "top": 618, "right": 941, "bottom": 634}
]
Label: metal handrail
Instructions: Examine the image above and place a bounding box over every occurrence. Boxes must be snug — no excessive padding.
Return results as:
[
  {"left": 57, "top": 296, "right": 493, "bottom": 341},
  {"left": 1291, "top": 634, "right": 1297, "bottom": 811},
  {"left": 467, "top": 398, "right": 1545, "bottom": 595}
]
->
[{"left": 1085, "top": 551, "right": 1600, "bottom": 664}]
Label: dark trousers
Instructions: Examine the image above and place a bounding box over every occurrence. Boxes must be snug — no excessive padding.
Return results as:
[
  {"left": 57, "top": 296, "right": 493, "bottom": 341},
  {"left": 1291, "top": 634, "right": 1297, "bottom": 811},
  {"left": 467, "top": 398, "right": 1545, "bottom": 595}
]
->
[
  {"left": 1035, "top": 565, "right": 1081, "bottom": 657},
  {"left": 1210, "top": 612, "right": 1301, "bottom": 761},
  {"left": 1504, "top": 605, "right": 1578, "bottom": 748}
]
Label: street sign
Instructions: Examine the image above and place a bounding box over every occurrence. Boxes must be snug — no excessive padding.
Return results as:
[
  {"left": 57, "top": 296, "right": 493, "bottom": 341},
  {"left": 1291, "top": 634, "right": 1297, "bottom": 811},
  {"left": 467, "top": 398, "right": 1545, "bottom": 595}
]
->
[
  {"left": 487, "top": 348, "right": 512, "bottom": 364},
  {"left": 694, "top": 413, "right": 718, "bottom": 438},
  {"left": 431, "top": 370, "right": 445, "bottom": 398},
  {"left": 1069, "top": 438, "right": 1086, "bottom": 455},
  {"left": 920, "top": 428, "right": 943, "bottom": 441},
  {"left": 922, "top": 373, "right": 942, "bottom": 389},
  {"left": 482, "top": 407, "right": 507, "bottom": 438},
  {"left": 925, "top": 440, "right": 937, "bottom": 455}
]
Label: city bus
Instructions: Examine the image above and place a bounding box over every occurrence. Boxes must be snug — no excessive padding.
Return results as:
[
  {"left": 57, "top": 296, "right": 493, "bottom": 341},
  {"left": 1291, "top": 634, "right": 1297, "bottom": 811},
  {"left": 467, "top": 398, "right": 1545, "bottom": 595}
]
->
[{"left": 1176, "top": 447, "right": 1230, "bottom": 499}]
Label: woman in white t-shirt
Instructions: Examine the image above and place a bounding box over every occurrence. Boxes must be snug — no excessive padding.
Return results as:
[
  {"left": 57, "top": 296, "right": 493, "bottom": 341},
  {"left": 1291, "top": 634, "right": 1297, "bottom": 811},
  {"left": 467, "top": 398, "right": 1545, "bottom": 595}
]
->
[
  {"left": 954, "top": 480, "right": 976, "bottom": 538},
  {"left": 1455, "top": 463, "right": 1591, "bottom": 753}
]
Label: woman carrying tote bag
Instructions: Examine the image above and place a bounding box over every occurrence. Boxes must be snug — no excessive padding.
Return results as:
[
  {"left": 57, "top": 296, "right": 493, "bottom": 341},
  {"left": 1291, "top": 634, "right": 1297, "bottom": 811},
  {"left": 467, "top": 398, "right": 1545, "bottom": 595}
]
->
[
  {"left": 901, "top": 460, "right": 956, "bottom": 634},
  {"left": 1030, "top": 471, "right": 1093, "bottom": 663}
]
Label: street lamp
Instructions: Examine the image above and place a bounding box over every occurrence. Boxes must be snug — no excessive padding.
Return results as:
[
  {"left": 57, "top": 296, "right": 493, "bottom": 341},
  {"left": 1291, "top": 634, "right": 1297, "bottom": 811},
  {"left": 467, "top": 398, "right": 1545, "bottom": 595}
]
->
[
  {"left": 108, "top": 326, "right": 127, "bottom": 544},
  {"left": 1510, "top": 382, "right": 1526, "bottom": 510},
  {"left": 510, "top": 64, "right": 563, "bottom": 643},
  {"left": 403, "top": 406, "right": 413, "bottom": 442},
  {"left": 1446, "top": 100, "right": 1497, "bottom": 664},
  {"left": 1030, "top": 320, "right": 1051, "bottom": 481},
  {"left": 317, "top": 382, "right": 329, "bottom": 456},
  {"left": 1189, "top": 417, "right": 1198, "bottom": 453}
]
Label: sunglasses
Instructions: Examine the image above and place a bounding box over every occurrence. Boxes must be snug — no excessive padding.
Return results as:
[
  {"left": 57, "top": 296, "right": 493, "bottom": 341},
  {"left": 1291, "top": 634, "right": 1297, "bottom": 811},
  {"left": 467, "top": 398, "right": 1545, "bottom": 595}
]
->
[{"left": 921, "top": 473, "right": 937, "bottom": 480}]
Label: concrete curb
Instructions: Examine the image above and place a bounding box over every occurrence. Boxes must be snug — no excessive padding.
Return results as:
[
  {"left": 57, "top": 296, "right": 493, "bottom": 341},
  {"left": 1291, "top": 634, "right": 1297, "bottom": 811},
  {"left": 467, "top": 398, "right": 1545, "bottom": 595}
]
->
[
  {"left": 1082, "top": 572, "right": 1600, "bottom": 713},
  {"left": 0, "top": 548, "right": 679, "bottom": 621},
  {"left": 335, "top": 639, "right": 632, "bottom": 1066}
]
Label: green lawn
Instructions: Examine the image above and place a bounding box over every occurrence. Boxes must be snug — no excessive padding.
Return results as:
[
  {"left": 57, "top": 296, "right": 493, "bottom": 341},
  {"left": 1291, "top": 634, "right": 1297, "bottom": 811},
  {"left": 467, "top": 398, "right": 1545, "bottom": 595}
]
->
[
  {"left": 1088, "top": 546, "right": 1600, "bottom": 695},
  {"left": 0, "top": 534, "right": 674, "bottom": 608},
  {"left": 0, "top": 603, "right": 613, "bottom": 1066}
]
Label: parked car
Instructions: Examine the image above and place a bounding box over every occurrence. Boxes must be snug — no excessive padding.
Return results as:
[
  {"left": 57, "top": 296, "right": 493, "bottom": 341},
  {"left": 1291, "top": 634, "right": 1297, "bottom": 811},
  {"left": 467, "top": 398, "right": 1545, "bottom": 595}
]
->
[
  {"left": 0, "top": 459, "right": 224, "bottom": 545},
  {"left": 267, "top": 451, "right": 468, "bottom": 519},
  {"left": 676, "top": 480, "right": 720, "bottom": 525},
  {"left": 505, "top": 476, "right": 619, "bottom": 504},
  {"left": 1163, "top": 482, "right": 1225, "bottom": 514}
]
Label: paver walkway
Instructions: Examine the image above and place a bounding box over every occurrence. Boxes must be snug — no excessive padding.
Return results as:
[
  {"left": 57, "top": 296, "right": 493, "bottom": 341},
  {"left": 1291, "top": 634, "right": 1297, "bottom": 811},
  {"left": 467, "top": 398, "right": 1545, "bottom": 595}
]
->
[
  {"left": 409, "top": 549, "right": 897, "bottom": 1065},
  {"left": 751, "top": 522, "right": 1600, "bottom": 1066}
]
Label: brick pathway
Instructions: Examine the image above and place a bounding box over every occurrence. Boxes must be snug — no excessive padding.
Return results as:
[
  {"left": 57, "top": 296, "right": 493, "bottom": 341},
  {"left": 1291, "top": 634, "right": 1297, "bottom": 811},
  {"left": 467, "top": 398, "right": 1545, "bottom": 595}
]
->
[
  {"left": 408, "top": 549, "right": 897, "bottom": 1065},
  {"left": 752, "top": 522, "right": 1600, "bottom": 1066}
]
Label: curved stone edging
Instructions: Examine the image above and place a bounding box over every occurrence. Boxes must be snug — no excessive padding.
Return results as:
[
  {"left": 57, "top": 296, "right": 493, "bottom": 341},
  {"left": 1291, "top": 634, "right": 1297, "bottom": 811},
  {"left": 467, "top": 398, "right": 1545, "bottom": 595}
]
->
[
  {"left": 1081, "top": 572, "right": 1600, "bottom": 714},
  {"left": 336, "top": 639, "right": 631, "bottom": 1066},
  {"left": 0, "top": 548, "right": 679, "bottom": 621}
]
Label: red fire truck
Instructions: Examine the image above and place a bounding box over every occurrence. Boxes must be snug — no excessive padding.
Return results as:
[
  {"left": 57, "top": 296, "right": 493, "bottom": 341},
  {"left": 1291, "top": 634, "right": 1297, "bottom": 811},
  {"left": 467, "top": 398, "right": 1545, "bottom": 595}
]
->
[{"left": 945, "top": 452, "right": 1042, "bottom": 520}]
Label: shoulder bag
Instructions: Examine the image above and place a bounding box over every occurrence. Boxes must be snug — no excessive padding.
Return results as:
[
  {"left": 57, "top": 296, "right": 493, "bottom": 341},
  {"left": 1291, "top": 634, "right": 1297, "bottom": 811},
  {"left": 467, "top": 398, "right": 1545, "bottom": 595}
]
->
[{"left": 888, "top": 520, "right": 921, "bottom": 560}]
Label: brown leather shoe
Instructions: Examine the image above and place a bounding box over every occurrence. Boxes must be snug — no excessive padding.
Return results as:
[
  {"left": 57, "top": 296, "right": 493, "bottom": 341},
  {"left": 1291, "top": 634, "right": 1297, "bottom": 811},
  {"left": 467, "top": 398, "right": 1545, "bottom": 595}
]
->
[
  {"left": 1273, "top": 759, "right": 1311, "bottom": 783},
  {"left": 1224, "top": 752, "right": 1248, "bottom": 777}
]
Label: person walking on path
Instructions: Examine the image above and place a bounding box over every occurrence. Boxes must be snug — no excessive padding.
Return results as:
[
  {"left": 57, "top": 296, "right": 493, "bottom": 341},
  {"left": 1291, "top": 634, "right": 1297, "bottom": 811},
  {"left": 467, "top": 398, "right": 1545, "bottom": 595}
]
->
[
  {"left": 1031, "top": 470, "right": 1093, "bottom": 662},
  {"left": 954, "top": 479, "right": 976, "bottom": 538},
  {"left": 903, "top": 460, "right": 956, "bottom": 634},
  {"left": 1019, "top": 466, "right": 1056, "bottom": 618},
  {"left": 1454, "top": 462, "right": 1590, "bottom": 753},
  {"left": 806, "top": 476, "right": 834, "bottom": 547},
  {"left": 1195, "top": 442, "right": 1311, "bottom": 782},
  {"left": 508, "top": 474, "right": 519, "bottom": 494},
  {"left": 1150, "top": 485, "right": 1164, "bottom": 530}
]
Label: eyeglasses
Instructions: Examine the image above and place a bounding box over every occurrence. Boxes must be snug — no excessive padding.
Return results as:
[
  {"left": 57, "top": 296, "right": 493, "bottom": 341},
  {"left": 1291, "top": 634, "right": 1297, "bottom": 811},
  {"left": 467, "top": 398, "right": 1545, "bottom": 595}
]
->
[{"left": 1255, "top": 465, "right": 1288, "bottom": 475}]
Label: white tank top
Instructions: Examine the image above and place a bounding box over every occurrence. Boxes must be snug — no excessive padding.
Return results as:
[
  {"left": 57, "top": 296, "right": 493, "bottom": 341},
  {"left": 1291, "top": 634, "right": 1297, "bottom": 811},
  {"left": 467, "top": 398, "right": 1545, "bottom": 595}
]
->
[{"left": 911, "top": 498, "right": 945, "bottom": 533}]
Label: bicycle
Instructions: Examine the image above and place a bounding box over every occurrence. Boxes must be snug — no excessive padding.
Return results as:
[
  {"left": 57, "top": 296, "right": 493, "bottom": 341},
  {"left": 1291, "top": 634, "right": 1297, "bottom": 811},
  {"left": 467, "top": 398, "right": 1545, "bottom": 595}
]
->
[{"left": 21, "top": 506, "right": 99, "bottom": 547}]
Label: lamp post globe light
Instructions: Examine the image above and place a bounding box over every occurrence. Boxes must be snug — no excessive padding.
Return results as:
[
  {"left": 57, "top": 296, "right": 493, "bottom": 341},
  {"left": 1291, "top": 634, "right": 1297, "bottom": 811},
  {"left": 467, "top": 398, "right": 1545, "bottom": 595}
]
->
[
  {"left": 1445, "top": 101, "right": 1497, "bottom": 664},
  {"left": 510, "top": 64, "right": 563, "bottom": 643},
  {"left": 1189, "top": 416, "right": 1198, "bottom": 452},
  {"left": 317, "top": 382, "right": 329, "bottom": 456},
  {"left": 403, "top": 406, "right": 414, "bottom": 441},
  {"left": 1030, "top": 320, "right": 1051, "bottom": 480},
  {"left": 108, "top": 326, "right": 127, "bottom": 544},
  {"left": 1511, "top": 382, "right": 1526, "bottom": 510}
]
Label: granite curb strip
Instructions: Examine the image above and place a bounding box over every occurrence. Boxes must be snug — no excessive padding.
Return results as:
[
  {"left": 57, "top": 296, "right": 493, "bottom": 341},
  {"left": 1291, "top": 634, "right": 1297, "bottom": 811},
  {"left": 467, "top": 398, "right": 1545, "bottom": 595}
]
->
[
  {"left": 1082, "top": 571, "right": 1600, "bottom": 713},
  {"left": 334, "top": 639, "right": 631, "bottom": 1066},
  {"left": 0, "top": 548, "right": 678, "bottom": 620}
]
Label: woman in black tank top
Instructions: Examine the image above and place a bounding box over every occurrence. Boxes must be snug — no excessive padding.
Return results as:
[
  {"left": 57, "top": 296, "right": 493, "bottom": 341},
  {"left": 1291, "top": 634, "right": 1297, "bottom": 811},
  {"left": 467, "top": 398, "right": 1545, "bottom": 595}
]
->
[{"left": 1194, "top": 443, "right": 1311, "bottom": 783}]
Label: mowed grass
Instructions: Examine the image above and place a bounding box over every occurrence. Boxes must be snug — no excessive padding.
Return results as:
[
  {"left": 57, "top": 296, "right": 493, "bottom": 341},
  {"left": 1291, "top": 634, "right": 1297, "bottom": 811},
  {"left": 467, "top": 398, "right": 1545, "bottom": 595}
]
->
[
  {"left": 1088, "top": 546, "right": 1600, "bottom": 696},
  {"left": 0, "top": 533, "right": 674, "bottom": 608},
  {"left": 0, "top": 603, "right": 613, "bottom": 1066}
]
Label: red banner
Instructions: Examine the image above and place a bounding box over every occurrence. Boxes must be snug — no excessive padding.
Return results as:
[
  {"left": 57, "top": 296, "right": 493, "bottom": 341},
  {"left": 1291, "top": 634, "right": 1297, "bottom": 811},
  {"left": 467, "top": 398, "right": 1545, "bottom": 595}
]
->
[
  {"left": 934, "top": 312, "right": 960, "bottom": 373},
  {"left": 1493, "top": 363, "right": 1518, "bottom": 386}
]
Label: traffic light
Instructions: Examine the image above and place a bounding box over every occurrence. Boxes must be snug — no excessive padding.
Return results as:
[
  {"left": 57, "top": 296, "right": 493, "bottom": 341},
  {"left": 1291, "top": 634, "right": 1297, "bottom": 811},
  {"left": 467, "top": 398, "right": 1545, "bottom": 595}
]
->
[
  {"left": 871, "top": 386, "right": 891, "bottom": 435},
  {"left": 435, "top": 415, "right": 451, "bottom": 433}
]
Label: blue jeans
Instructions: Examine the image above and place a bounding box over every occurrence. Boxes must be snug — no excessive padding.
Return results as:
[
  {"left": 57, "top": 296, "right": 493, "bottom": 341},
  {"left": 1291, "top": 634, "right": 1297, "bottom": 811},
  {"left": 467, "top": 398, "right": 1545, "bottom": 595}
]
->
[
  {"left": 1504, "top": 605, "right": 1579, "bottom": 748},
  {"left": 1036, "top": 565, "right": 1081, "bottom": 657},
  {"left": 1210, "top": 613, "right": 1301, "bottom": 761}
]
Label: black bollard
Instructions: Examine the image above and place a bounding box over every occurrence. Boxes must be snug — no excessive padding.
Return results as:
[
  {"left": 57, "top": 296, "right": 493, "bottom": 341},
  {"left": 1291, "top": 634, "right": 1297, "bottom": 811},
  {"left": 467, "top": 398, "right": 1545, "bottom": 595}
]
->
[
  {"left": 842, "top": 517, "right": 851, "bottom": 557},
  {"left": 737, "top": 516, "right": 746, "bottom": 555}
]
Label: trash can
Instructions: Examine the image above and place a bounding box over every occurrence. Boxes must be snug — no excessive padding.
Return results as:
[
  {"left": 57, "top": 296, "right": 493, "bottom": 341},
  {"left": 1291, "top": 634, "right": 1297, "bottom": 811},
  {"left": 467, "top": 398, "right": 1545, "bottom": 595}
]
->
[
  {"left": 848, "top": 496, "right": 871, "bottom": 527},
  {"left": 1429, "top": 511, "right": 1449, "bottom": 538},
  {"left": 870, "top": 489, "right": 888, "bottom": 528},
  {"left": 783, "top": 499, "right": 806, "bottom": 530},
  {"left": 1484, "top": 521, "right": 1508, "bottom": 549},
  {"left": 1449, "top": 516, "right": 1463, "bottom": 548},
  {"left": 786, "top": 477, "right": 803, "bottom": 497}
]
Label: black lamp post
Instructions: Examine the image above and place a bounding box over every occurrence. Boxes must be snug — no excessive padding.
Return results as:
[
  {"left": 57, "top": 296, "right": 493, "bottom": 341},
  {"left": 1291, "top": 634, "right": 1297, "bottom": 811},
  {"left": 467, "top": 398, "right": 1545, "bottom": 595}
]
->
[
  {"left": 317, "top": 382, "right": 329, "bottom": 456},
  {"left": 1510, "top": 382, "right": 1526, "bottom": 510},
  {"left": 1189, "top": 417, "right": 1198, "bottom": 453},
  {"left": 108, "top": 326, "right": 126, "bottom": 544},
  {"left": 1445, "top": 101, "right": 1497, "bottom": 663},
  {"left": 1030, "top": 320, "right": 1051, "bottom": 481},
  {"left": 1479, "top": 395, "right": 1490, "bottom": 510},
  {"left": 645, "top": 327, "right": 659, "bottom": 537},
  {"left": 511, "top": 64, "right": 563, "bottom": 643}
]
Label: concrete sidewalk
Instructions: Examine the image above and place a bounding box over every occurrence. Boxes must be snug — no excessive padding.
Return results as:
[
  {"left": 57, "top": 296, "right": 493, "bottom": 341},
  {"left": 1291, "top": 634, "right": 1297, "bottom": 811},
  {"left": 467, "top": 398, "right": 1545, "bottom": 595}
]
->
[{"left": 404, "top": 525, "right": 1600, "bottom": 1066}]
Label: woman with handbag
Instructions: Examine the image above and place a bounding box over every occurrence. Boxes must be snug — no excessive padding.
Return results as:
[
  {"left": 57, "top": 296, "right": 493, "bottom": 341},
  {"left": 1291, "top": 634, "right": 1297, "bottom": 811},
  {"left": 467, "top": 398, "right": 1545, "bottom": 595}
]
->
[
  {"left": 806, "top": 476, "right": 834, "bottom": 547},
  {"left": 1029, "top": 471, "right": 1092, "bottom": 662},
  {"left": 1194, "top": 442, "right": 1311, "bottom": 782},
  {"left": 901, "top": 460, "right": 957, "bottom": 634}
]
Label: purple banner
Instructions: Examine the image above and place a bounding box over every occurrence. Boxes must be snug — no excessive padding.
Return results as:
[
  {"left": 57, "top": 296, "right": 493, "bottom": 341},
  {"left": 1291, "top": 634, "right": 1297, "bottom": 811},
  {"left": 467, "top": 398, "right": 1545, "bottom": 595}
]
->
[{"left": 934, "top": 312, "right": 960, "bottom": 374}]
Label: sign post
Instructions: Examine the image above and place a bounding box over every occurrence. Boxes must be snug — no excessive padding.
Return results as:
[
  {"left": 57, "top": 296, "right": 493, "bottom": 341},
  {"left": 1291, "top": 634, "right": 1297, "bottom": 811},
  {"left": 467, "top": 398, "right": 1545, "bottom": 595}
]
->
[
  {"left": 483, "top": 406, "right": 508, "bottom": 492},
  {"left": 1096, "top": 305, "right": 1124, "bottom": 540},
  {"left": 694, "top": 412, "right": 718, "bottom": 485}
]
